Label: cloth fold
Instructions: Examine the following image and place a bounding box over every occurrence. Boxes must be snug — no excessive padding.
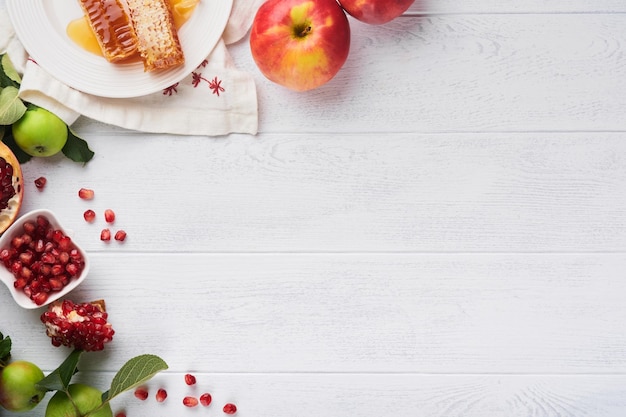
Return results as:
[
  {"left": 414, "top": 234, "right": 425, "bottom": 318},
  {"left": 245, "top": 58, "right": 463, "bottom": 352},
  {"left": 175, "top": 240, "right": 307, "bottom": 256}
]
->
[{"left": 0, "top": 0, "right": 264, "bottom": 136}]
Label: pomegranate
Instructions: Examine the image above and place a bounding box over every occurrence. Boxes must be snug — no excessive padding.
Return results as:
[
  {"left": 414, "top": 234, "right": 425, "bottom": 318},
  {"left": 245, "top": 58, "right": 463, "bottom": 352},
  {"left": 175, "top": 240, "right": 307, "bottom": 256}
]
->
[
  {"left": 114, "top": 230, "right": 127, "bottom": 242},
  {"left": 34, "top": 177, "right": 47, "bottom": 190},
  {"left": 184, "top": 373, "right": 196, "bottom": 385},
  {"left": 83, "top": 210, "right": 96, "bottom": 223},
  {"left": 0, "top": 142, "right": 23, "bottom": 234},
  {"left": 183, "top": 396, "right": 198, "bottom": 407},
  {"left": 134, "top": 388, "right": 148, "bottom": 400},
  {"left": 78, "top": 188, "right": 94, "bottom": 200},
  {"left": 40, "top": 299, "right": 114, "bottom": 351},
  {"left": 104, "top": 209, "right": 115, "bottom": 223},
  {"left": 200, "top": 392, "right": 212, "bottom": 406},
  {"left": 0, "top": 214, "right": 86, "bottom": 305},
  {"left": 155, "top": 388, "right": 167, "bottom": 402},
  {"left": 100, "top": 229, "right": 111, "bottom": 241}
]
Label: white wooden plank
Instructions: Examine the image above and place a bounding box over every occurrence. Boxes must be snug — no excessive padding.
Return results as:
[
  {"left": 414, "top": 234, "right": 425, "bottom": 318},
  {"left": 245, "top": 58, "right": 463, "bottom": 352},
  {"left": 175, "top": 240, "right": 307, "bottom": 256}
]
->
[
  {"left": 6, "top": 373, "right": 626, "bottom": 417},
  {"left": 407, "top": 0, "right": 626, "bottom": 14},
  {"left": 14, "top": 132, "right": 626, "bottom": 253},
  {"left": 224, "top": 14, "right": 626, "bottom": 133},
  {"left": 1, "top": 253, "right": 624, "bottom": 373}
]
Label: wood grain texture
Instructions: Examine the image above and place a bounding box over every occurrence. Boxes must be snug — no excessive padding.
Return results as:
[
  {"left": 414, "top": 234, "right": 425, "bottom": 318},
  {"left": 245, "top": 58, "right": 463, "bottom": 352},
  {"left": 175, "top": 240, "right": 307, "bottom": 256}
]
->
[
  {"left": 1, "top": 253, "right": 624, "bottom": 373},
  {"left": 6, "top": 373, "right": 626, "bottom": 417},
  {"left": 408, "top": 0, "right": 626, "bottom": 14},
  {"left": 15, "top": 132, "right": 626, "bottom": 253},
  {"left": 1, "top": 1, "right": 625, "bottom": 416},
  {"left": 223, "top": 14, "right": 626, "bottom": 134}
]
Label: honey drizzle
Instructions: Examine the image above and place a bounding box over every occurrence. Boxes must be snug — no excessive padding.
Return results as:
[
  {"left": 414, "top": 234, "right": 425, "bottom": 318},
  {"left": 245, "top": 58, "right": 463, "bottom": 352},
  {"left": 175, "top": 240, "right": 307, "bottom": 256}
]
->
[{"left": 67, "top": 0, "right": 196, "bottom": 59}]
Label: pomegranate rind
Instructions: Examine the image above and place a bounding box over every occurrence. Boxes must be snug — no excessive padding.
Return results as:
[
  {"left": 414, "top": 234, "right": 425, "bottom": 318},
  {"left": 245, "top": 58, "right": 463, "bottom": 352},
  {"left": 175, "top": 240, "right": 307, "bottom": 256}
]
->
[{"left": 0, "top": 141, "right": 24, "bottom": 235}]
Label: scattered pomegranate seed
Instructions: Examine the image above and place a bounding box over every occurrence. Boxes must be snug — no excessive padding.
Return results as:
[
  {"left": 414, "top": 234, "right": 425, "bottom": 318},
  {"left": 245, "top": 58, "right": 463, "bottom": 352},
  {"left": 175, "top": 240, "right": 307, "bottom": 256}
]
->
[
  {"left": 104, "top": 209, "right": 115, "bottom": 223},
  {"left": 134, "top": 388, "right": 149, "bottom": 400},
  {"left": 83, "top": 210, "right": 96, "bottom": 223},
  {"left": 100, "top": 229, "right": 111, "bottom": 241},
  {"left": 184, "top": 373, "right": 196, "bottom": 385},
  {"left": 78, "top": 188, "right": 94, "bottom": 200},
  {"left": 115, "top": 413, "right": 126, "bottom": 417},
  {"left": 200, "top": 393, "right": 212, "bottom": 406},
  {"left": 34, "top": 177, "right": 47, "bottom": 190},
  {"left": 155, "top": 388, "right": 167, "bottom": 402},
  {"left": 223, "top": 403, "right": 237, "bottom": 414},
  {"left": 114, "top": 230, "right": 127, "bottom": 242},
  {"left": 183, "top": 396, "right": 198, "bottom": 407}
]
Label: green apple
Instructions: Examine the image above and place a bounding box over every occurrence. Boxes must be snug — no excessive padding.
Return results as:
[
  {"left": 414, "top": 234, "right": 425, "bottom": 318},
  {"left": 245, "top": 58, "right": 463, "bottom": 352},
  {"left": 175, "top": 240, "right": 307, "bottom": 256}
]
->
[
  {"left": 46, "top": 383, "right": 112, "bottom": 417},
  {"left": 12, "top": 106, "right": 68, "bottom": 157},
  {"left": 0, "top": 360, "right": 46, "bottom": 412}
]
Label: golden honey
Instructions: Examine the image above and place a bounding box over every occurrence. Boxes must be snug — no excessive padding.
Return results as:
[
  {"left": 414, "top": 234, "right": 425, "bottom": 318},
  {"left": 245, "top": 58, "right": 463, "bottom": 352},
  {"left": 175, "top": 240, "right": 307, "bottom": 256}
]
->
[{"left": 67, "top": 0, "right": 197, "bottom": 58}]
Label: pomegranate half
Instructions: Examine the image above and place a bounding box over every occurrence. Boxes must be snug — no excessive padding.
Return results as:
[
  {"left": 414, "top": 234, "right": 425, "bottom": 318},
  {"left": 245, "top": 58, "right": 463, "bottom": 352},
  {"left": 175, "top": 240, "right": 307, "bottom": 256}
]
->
[{"left": 0, "top": 141, "right": 24, "bottom": 234}]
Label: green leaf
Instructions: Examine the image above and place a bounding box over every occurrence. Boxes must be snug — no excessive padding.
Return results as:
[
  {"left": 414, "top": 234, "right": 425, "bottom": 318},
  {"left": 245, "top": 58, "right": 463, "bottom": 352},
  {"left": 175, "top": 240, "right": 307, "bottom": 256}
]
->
[
  {"left": 36, "top": 349, "right": 83, "bottom": 392},
  {"left": 0, "top": 332, "right": 11, "bottom": 367},
  {"left": 62, "top": 128, "right": 95, "bottom": 164},
  {"left": 0, "top": 86, "right": 27, "bottom": 125},
  {"left": 1, "top": 54, "right": 22, "bottom": 85},
  {"left": 101, "top": 354, "right": 168, "bottom": 402},
  {"left": 2, "top": 133, "right": 32, "bottom": 163}
]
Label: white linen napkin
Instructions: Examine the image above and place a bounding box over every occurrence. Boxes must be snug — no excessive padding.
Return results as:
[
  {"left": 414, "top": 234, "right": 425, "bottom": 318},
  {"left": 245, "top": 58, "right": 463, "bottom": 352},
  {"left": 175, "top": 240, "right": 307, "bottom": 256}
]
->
[{"left": 0, "top": 0, "right": 263, "bottom": 136}]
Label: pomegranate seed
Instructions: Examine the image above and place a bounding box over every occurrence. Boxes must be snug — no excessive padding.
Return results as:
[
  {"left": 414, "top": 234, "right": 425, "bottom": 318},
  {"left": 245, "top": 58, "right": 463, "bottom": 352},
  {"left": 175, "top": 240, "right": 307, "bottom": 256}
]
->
[
  {"left": 78, "top": 188, "right": 94, "bottom": 200},
  {"left": 184, "top": 373, "right": 196, "bottom": 385},
  {"left": 156, "top": 388, "right": 167, "bottom": 402},
  {"left": 134, "top": 388, "right": 148, "bottom": 400},
  {"left": 100, "top": 229, "right": 111, "bottom": 241},
  {"left": 83, "top": 210, "right": 96, "bottom": 223},
  {"left": 223, "top": 403, "right": 237, "bottom": 414},
  {"left": 34, "top": 177, "right": 47, "bottom": 190},
  {"left": 32, "top": 292, "right": 48, "bottom": 306},
  {"left": 200, "top": 393, "right": 212, "bottom": 406},
  {"left": 104, "top": 209, "right": 115, "bottom": 223},
  {"left": 114, "top": 230, "right": 127, "bottom": 242},
  {"left": 183, "top": 396, "right": 198, "bottom": 407},
  {"left": 115, "top": 413, "right": 126, "bottom": 417}
]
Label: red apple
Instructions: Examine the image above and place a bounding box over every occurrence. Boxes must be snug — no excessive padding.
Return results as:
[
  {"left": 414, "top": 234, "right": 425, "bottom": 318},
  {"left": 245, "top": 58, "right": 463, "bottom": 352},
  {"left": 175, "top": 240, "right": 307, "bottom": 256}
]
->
[
  {"left": 337, "top": 0, "right": 414, "bottom": 25},
  {"left": 250, "top": 0, "right": 351, "bottom": 91}
]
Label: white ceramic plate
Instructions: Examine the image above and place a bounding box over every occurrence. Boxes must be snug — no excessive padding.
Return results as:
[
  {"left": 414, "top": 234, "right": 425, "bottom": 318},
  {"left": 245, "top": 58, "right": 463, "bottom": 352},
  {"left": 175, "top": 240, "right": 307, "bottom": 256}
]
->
[{"left": 6, "top": 0, "right": 234, "bottom": 98}]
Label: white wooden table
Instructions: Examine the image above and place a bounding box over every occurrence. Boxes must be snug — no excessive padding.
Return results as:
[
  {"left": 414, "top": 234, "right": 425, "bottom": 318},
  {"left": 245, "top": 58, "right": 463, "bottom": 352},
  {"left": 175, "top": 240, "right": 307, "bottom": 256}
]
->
[{"left": 2, "top": 1, "right": 626, "bottom": 416}]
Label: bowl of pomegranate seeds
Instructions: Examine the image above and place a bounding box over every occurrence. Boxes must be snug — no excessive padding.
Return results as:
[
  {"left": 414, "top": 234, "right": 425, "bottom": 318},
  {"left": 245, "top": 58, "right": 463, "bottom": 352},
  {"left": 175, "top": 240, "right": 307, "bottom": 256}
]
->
[{"left": 0, "top": 209, "right": 90, "bottom": 309}]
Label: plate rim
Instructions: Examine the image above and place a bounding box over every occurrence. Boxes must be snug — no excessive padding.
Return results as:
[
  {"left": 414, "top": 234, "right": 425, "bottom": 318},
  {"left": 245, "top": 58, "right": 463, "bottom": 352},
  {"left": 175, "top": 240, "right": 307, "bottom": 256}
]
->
[{"left": 6, "top": 0, "right": 234, "bottom": 98}]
